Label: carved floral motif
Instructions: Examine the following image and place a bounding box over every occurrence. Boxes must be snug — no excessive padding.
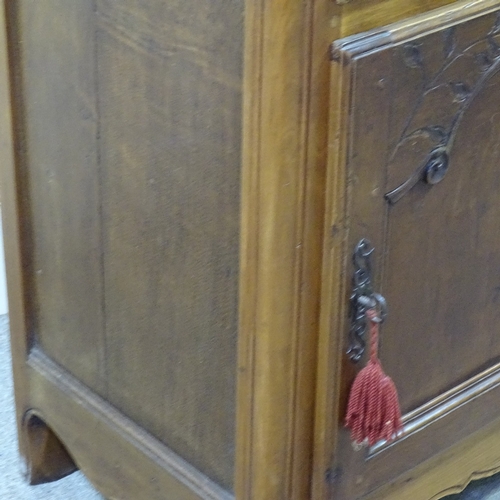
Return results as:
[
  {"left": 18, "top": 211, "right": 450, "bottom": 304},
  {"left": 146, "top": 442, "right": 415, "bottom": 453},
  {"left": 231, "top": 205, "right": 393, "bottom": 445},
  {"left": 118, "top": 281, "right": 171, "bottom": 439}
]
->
[{"left": 385, "top": 13, "right": 500, "bottom": 203}]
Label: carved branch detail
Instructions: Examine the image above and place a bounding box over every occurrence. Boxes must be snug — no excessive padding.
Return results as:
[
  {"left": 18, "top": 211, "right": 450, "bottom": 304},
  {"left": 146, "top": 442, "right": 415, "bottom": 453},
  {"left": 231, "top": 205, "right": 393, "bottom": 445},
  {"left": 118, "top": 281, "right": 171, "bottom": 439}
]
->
[{"left": 385, "top": 13, "right": 500, "bottom": 204}]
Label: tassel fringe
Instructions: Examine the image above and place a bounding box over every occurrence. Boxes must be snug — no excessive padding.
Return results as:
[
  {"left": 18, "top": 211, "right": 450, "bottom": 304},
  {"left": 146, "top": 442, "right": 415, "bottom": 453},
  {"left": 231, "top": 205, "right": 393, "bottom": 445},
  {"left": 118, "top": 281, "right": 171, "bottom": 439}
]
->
[{"left": 345, "top": 309, "right": 403, "bottom": 447}]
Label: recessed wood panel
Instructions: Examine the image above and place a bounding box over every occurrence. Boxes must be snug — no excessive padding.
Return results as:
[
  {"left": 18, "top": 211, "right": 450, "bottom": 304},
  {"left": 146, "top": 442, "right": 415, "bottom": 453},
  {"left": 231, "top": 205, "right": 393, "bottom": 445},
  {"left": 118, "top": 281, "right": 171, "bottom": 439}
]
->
[
  {"left": 12, "top": 0, "right": 105, "bottom": 393},
  {"left": 96, "top": 1, "right": 243, "bottom": 490},
  {"left": 7, "top": 0, "right": 243, "bottom": 492}
]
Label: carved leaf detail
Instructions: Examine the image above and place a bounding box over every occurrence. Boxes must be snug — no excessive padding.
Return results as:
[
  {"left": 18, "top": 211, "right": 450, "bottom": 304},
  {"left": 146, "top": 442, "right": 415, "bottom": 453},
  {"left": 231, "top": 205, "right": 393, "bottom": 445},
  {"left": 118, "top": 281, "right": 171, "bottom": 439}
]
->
[
  {"left": 443, "top": 27, "right": 456, "bottom": 59},
  {"left": 403, "top": 43, "right": 423, "bottom": 69},
  {"left": 449, "top": 82, "right": 470, "bottom": 102}
]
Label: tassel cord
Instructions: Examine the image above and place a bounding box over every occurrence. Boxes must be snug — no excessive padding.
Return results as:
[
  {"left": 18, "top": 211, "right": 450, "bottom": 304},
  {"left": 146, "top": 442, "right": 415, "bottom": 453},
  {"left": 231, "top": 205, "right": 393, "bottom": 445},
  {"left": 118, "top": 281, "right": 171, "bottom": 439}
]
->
[{"left": 367, "top": 308, "right": 379, "bottom": 362}]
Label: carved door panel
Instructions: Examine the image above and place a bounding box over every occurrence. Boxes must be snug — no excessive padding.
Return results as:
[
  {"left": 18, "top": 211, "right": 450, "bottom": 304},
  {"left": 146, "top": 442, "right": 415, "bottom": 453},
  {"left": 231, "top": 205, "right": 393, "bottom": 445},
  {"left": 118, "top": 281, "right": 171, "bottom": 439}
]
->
[{"left": 322, "top": 4, "right": 500, "bottom": 499}]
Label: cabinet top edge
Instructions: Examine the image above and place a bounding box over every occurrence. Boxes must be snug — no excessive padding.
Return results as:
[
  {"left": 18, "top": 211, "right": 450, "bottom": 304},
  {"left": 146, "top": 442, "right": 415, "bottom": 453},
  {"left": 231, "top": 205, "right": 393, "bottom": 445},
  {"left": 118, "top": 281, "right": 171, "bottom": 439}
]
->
[{"left": 331, "top": 0, "right": 500, "bottom": 61}]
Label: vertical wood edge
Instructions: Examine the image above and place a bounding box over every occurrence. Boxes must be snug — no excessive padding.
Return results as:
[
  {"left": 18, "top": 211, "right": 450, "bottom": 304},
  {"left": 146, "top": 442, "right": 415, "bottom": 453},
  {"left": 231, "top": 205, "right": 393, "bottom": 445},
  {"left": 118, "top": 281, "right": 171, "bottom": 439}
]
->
[
  {"left": 237, "top": 1, "right": 339, "bottom": 499},
  {"left": 235, "top": 0, "right": 264, "bottom": 496},
  {"left": 0, "top": 0, "right": 30, "bottom": 462},
  {"left": 311, "top": 50, "right": 352, "bottom": 500},
  {"left": 291, "top": 2, "right": 341, "bottom": 499}
]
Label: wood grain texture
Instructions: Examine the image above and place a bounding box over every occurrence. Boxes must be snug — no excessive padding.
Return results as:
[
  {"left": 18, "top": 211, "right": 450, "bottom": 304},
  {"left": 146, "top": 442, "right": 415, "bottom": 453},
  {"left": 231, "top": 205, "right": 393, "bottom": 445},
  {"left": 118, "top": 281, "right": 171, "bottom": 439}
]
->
[
  {"left": 236, "top": 0, "right": 338, "bottom": 498},
  {"left": 383, "top": 67, "right": 500, "bottom": 412},
  {"left": 312, "top": 39, "right": 395, "bottom": 500},
  {"left": 1, "top": 0, "right": 79, "bottom": 486},
  {"left": 95, "top": 1, "right": 243, "bottom": 489}
]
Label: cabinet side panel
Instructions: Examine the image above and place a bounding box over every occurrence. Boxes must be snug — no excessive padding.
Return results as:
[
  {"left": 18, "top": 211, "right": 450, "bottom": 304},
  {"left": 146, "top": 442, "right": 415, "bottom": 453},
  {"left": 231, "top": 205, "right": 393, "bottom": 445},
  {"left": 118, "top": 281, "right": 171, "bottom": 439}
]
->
[
  {"left": 13, "top": 1, "right": 105, "bottom": 392},
  {"left": 96, "top": 1, "right": 243, "bottom": 490}
]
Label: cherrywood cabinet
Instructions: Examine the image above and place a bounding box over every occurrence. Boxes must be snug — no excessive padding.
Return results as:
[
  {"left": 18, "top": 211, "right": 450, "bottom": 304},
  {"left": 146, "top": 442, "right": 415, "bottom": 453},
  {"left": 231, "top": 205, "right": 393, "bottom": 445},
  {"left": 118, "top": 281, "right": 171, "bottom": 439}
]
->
[{"left": 3, "top": 1, "right": 500, "bottom": 499}]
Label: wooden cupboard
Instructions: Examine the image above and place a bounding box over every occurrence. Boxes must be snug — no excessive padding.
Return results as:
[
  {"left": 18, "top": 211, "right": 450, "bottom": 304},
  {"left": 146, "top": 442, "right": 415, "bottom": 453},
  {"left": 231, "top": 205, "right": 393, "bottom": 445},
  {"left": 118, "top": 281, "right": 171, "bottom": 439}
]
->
[{"left": 3, "top": 1, "right": 500, "bottom": 499}]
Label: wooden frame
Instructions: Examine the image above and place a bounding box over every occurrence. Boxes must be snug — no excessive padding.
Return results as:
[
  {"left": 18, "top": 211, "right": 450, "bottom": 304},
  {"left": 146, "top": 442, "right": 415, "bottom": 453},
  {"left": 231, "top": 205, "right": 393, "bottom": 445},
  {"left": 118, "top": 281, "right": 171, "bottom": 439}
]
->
[{"left": 236, "top": 1, "right": 339, "bottom": 498}]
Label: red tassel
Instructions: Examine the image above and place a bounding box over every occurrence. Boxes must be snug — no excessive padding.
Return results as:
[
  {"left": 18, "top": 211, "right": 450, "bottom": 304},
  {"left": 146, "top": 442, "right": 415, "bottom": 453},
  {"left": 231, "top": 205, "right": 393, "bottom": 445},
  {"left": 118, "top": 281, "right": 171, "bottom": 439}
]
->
[{"left": 345, "top": 309, "right": 403, "bottom": 448}]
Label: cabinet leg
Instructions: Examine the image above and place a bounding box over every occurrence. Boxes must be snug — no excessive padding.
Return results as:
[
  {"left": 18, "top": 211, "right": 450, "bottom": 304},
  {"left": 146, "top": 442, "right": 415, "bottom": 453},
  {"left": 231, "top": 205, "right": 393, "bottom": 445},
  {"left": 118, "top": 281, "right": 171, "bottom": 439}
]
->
[{"left": 23, "top": 411, "right": 77, "bottom": 485}]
